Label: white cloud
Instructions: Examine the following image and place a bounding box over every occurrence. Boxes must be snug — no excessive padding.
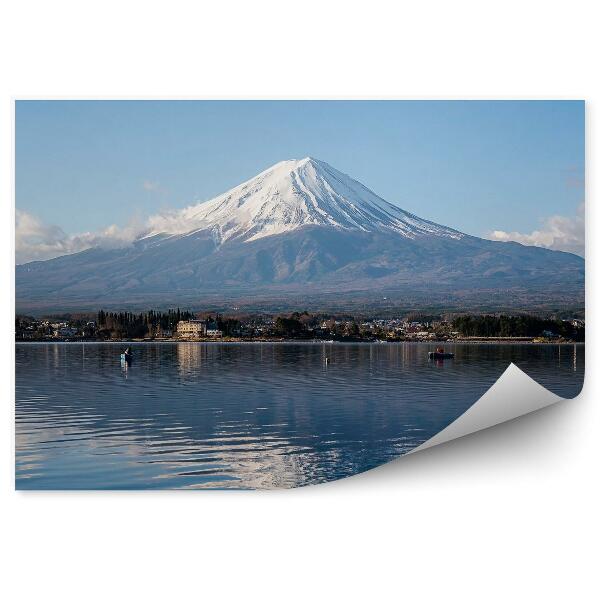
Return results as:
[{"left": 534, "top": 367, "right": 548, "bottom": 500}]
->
[
  {"left": 15, "top": 201, "right": 203, "bottom": 264},
  {"left": 488, "top": 203, "right": 584, "bottom": 257},
  {"left": 17, "top": 199, "right": 586, "bottom": 265},
  {"left": 145, "top": 204, "right": 206, "bottom": 236},
  {"left": 15, "top": 210, "right": 142, "bottom": 264}
]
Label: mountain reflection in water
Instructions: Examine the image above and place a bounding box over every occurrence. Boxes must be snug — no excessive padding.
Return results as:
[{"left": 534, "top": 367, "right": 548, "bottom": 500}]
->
[{"left": 16, "top": 342, "right": 584, "bottom": 489}]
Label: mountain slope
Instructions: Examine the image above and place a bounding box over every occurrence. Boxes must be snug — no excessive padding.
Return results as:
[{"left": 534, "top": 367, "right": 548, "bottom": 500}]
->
[
  {"left": 145, "top": 157, "right": 463, "bottom": 243},
  {"left": 16, "top": 158, "right": 584, "bottom": 311}
]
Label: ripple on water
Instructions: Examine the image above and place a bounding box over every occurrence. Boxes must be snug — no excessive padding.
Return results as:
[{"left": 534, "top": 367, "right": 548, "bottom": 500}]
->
[{"left": 15, "top": 342, "right": 584, "bottom": 489}]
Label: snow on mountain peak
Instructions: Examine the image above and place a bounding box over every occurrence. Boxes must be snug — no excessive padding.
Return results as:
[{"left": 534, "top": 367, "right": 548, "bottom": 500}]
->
[{"left": 146, "top": 157, "right": 464, "bottom": 244}]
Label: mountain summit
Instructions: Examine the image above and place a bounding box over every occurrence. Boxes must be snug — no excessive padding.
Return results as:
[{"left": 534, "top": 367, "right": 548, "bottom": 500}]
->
[
  {"left": 146, "top": 157, "right": 463, "bottom": 244},
  {"left": 16, "top": 158, "right": 584, "bottom": 312}
]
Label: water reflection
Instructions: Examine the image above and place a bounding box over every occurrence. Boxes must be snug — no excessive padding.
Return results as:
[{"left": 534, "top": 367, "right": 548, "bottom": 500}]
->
[{"left": 15, "top": 342, "right": 584, "bottom": 490}]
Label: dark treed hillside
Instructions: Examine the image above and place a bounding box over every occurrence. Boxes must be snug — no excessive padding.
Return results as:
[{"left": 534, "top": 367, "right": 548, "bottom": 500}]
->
[{"left": 452, "top": 315, "right": 584, "bottom": 341}]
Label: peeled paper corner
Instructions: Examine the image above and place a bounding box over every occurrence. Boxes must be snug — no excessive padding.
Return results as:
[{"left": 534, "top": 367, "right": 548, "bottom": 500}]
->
[{"left": 410, "top": 363, "right": 564, "bottom": 454}]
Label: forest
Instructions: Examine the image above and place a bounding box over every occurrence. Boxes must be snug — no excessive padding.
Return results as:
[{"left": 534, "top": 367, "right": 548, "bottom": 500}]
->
[{"left": 451, "top": 314, "right": 584, "bottom": 341}]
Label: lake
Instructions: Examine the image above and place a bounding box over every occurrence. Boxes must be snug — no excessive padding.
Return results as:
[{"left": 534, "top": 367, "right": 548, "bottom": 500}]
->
[{"left": 15, "top": 342, "right": 584, "bottom": 490}]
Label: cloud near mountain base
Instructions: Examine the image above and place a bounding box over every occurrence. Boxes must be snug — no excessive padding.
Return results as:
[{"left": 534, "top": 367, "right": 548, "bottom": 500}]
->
[
  {"left": 15, "top": 210, "right": 141, "bottom": 264},
  {"left": 15, "top": 206, "right": 207, "bottom": 264},
  {"left": 488, "top": 204, "right": 584, "bottom": 257},
  {"left": 16, "top": 199, "right": 586, "bottom": 264}
]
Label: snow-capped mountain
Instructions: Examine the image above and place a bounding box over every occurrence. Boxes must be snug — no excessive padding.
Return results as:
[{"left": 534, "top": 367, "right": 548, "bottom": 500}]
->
[
  {"left": 16, "top": 158, "right": 584, "bottom": 312},
  {"left": 146, "top": 157, "right": 463, "bottom": 244}
]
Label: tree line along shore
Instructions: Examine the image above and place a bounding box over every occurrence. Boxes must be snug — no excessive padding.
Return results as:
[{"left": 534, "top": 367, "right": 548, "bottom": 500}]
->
[{"left": 15, "top": 309, "right": 585, "bottom": 343}]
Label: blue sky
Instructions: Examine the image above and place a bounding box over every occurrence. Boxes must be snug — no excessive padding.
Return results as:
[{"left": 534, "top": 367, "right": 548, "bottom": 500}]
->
[{"left": 15, "top": 100, "right": 584, "bottom": 260}]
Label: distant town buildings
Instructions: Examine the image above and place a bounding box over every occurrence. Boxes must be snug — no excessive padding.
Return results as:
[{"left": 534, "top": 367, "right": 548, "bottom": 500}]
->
[
  {"left": 14, "top": 311, "right": 585, "bottom": 343},
  {"left": 54, "top": 326, "right": 78, "bottom": 338},
  {"left": 176, "top": 319, "right": 207, "bottom": 338},
  {"left": 175, "top": 320, "right": 225, "bottom": 339}
]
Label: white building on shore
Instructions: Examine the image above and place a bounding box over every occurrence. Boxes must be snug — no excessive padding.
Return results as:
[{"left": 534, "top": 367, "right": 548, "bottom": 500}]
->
[{"left": 176, "top": 319, "right": 207, "bottom": 338}]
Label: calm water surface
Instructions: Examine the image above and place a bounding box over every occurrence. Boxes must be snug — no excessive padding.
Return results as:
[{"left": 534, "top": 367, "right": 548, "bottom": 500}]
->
[{"left": 15, "top": 342, "right": 584, "bottom": 489}]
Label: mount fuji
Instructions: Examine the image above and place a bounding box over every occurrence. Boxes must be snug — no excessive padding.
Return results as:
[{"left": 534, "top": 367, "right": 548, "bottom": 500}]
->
[
  {"left": 16, "top": 157, "right": 584, "bottom": 312},
  {"left": 144, "top": 157, "right": 464, "bottom": 243}
]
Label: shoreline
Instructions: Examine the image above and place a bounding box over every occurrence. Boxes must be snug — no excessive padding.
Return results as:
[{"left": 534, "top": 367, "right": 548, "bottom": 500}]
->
[{"left": 15, "top": 338, "right": 584, "bottom": 345}]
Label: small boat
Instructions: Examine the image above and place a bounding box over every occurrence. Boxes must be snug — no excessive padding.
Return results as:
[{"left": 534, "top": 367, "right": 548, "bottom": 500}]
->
[
  {"left": 120, "top": 352, "right": 132, "bottom": 365},
  {"left": 428, "top": 351, "right": 454, "bottom": 360}
]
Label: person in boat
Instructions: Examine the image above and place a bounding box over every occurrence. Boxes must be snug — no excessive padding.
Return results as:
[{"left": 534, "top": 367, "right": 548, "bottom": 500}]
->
[
  {"left": 435, "top": 346, "right": 444, "bottom": 354},
  {"left": 123, "top": 346, "right": 132, "bottom": 360}
]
